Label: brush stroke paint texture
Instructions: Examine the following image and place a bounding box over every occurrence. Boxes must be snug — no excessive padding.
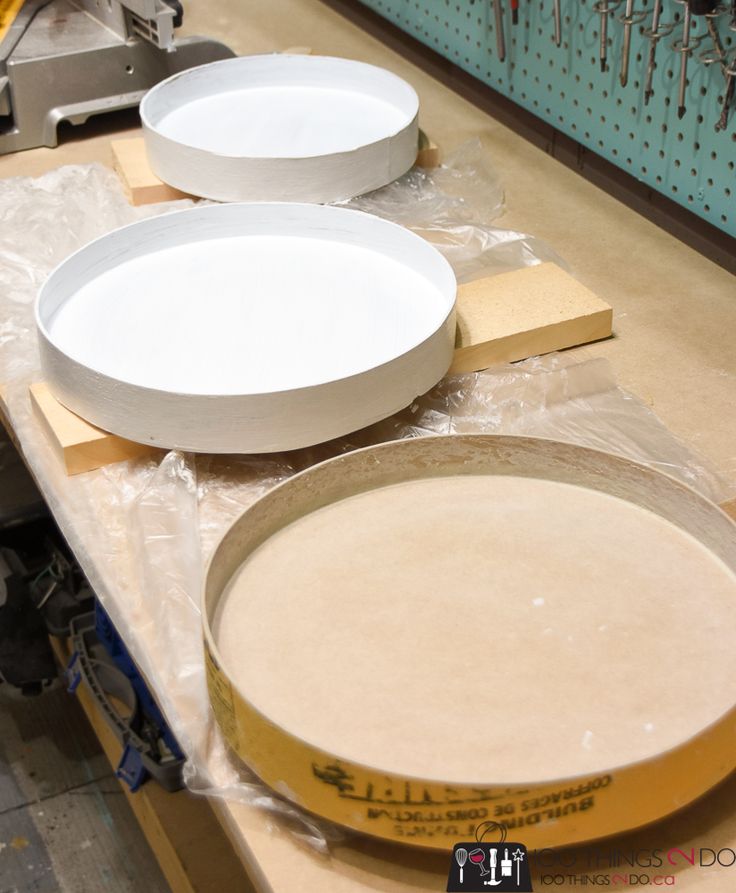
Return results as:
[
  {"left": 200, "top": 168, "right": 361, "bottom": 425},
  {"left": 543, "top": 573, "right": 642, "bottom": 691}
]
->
[
  {"left": 140, "top": 55, "right": 419, "bottom": 202},
  {"left": 36, "top": 203, "right": 456, "bottom": 453}
]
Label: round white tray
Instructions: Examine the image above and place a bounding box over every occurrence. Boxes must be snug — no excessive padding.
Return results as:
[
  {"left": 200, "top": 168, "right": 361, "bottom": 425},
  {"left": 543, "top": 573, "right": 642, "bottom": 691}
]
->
[
  {"left": 36, "top": 203, "right": 456, "bottom": 453},
  {"left": 140, "top": 54, "right": 420, "bottom": 203},
  {"left": 204, "top": 434, "right": 736, "bottom": 850}
]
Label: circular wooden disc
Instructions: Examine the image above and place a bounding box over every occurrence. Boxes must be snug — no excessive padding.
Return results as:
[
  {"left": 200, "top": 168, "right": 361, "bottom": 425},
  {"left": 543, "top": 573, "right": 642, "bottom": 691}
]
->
[
  {"left": 141, "top": 55, "right": 419, "bottom": 203},
  {"left": 217, "top": 473, "right": 736, "bottom": 781},
  {"left": 204, "top": 435, "right": 736, "bottom": 849}
]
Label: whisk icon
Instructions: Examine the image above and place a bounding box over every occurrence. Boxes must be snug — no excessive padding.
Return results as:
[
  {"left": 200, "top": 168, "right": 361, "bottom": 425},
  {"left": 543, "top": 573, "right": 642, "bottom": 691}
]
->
[{"left": 455, "top": 847, "right": 468, "bottom": 883}]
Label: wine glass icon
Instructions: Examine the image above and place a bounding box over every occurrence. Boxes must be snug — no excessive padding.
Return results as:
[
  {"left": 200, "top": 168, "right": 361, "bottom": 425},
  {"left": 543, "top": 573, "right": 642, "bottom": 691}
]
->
[{"left": 469, "top": 848, "right": 490, "bottom": 876}]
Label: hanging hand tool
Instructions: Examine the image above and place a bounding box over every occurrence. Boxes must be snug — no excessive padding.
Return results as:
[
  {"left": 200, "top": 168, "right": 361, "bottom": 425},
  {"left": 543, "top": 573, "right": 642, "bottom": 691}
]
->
[
  {"left": 600, "top": 0, "right": 609, "bottom": 72},
  {"left": 676, "top": 0, "right": 716, "bottom": 118},
  {"left": 695, "top": 3, "right": 731, "bottom": 131},
  {"left": 643, "top": 4, "right": 674, "bottom": 104},
  {"left": 716, "top": 55, "right": 736, "bottom": 131},
  {"left": 494, "top": 0, "right": 506, "bottom": 61},
  {"left": 553, "top": 0, "right": 562, "bottom": 46},
  {"left": 595, "top": 0, "right": 610, "bottom": 72},
  {"left": 644, "top": 3, "right": 663, "bottom": 102},
  {"left": 704, "top": 4, "right": 726, "bottom": 62},
  {"left": 619, "top": 0, "right": 635, "bottom": 85},
  {"left": 618, "top": 1, "right": 647, "bottom": 87},
  {"left": 676, "top": 1, "right": 693, "bottom": 118},
  {"left": 511, "top": 0, "right": 519, "bottom": 25}
]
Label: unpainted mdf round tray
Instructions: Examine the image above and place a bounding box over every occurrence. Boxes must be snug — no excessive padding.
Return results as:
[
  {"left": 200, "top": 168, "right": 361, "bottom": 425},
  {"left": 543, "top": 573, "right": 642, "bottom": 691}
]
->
[
  {"left": 203, "top": 435, "right": 736, "bottom": 851},
  {"left": 140, "top": 54, "right": 420, "bottom": 203},
  {"left": 36, "top": 202, "right": 455, "bottom": 453}
]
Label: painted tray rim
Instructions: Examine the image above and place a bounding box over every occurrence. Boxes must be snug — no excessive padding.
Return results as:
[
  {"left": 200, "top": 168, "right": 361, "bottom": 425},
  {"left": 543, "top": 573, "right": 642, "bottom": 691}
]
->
[
  {"left": 140, "top": 53, "right": 420, "bottom": 161},
  {"left": 140, "top": 54, "right": 420, "bottom": 203},
  {"left": 35, "top": 203, "right": 456, "bottom": 453}
]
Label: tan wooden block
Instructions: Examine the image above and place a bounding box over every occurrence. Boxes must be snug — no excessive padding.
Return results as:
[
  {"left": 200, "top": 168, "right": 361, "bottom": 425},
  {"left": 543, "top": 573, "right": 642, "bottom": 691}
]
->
[
  {"left": 111, "top": 138, "right": 191, "bottom": 207},
  {"left": 451, "top": 262, "right": 613, "bottom": 374},
  {"left": 416, "top": 129, "right": 441, "bottom": 168},
  {"left": 30, "top": 382, "right": 155, "bottom": 475},
  {"left": 721, "top": 498, "right": 736, "bottom": 523}
]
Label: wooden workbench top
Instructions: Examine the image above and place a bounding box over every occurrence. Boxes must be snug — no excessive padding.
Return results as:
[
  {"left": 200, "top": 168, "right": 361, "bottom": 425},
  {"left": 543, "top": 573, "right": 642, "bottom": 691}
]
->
[{"left": 1, "top": 1, "right": 735, "bottom": 891}]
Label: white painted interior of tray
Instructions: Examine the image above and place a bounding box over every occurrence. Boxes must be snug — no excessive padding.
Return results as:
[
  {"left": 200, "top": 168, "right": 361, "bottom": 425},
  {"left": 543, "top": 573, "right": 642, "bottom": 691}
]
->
[
  {"left": 35, "top": 203, "right": 456, "bottom": 453},
  {"left": 39, "top": 211, "right": 452, "bottom": 394},
  {"left": 141, "top": 54, "right": 419, "bottom": 159}
]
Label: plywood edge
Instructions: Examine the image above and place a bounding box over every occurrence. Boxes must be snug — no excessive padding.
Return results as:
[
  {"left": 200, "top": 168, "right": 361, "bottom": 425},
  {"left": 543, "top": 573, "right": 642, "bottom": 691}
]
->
[{"left": 30, "top": 382, "right": 154, "bottom": 475}]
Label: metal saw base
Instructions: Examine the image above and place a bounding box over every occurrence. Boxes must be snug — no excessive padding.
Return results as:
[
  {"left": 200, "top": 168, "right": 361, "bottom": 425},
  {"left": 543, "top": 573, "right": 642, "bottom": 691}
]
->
[{"left": 0, "top": 0, "right": 233, "bottom": 154}]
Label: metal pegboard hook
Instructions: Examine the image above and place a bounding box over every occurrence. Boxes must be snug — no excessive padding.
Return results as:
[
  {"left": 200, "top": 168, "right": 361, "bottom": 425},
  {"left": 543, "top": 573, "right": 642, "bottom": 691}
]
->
[
  {"left": 671, "top": 34, "right": 704, "bottom": 53},
  {"left": 642, "top": 19, "right": 676, "bottom": 40},
  {"left": 592, "top": 0, "right": 623, "bottom": 14},
  {"left": 699, "top": 43, "right": 726, "bottom": 64},
  {"left": 616, "top": 7, "right": 648, "bottom": 26}
]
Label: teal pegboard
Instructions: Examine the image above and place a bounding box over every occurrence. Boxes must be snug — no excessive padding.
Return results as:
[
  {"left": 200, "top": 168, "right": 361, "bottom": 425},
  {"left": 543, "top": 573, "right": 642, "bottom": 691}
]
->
[{"left": 358, "top": 0, "right": 736, "bottom": 237}]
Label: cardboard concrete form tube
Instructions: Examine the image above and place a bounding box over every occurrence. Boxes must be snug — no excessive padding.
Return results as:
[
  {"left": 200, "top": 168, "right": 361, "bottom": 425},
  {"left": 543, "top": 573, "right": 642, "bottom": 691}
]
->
[
  {"left": 140, "top": 55, "right": 420, "bottom": 203},
  {"left": 203, "top": 435, "right": 736, "bottom": 852}
]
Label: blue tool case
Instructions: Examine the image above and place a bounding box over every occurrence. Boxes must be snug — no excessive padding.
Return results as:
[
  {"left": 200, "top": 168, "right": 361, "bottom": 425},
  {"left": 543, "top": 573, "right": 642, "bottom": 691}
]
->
[{"left": 66, "top": 604, "right": 185, "bottom": 793}]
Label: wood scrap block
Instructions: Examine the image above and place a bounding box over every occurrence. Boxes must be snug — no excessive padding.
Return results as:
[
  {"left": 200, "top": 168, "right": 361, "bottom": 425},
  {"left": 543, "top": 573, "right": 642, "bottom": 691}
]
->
[
  {"left": 721, "top": 498, "right": 736, "bottom": 523},
  {"left": 111, "top": 138, "right": 191, "bottom": 207},
  {"left": 416, "top": 129, "right": 441, "bottom": 168},
  {"left": 30, "top": 382, "right": 154, "bottom": 475},
  {"left": 450, "top": 262, "right": 613, "bottom": 374}
]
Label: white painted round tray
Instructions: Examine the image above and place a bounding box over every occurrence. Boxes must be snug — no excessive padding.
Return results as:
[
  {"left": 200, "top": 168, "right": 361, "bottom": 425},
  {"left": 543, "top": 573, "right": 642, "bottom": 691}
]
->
[
  {"left": 140, "top": 54, "right": 420, "bottom": 203},
  {"left": 204, "top": 434, "right": 736, "bottom": 850},
  {"left": 36, "top": 203, "right": 456, "bottom": 453}
]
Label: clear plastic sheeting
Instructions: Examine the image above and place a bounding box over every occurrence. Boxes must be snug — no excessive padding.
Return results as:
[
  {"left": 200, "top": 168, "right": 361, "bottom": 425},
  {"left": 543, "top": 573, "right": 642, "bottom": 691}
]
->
[
  {"left": 0, "top": 156, "right": 729, "bottom": 853},
  {"left": 351, "top": 138, "right": 565, "bottom": 279},
  {"left": 350, "top": 138, "right": 505, "bottom": 227},
  {"left": 0, "top": 163, "right": 196, "bottom": 383}
]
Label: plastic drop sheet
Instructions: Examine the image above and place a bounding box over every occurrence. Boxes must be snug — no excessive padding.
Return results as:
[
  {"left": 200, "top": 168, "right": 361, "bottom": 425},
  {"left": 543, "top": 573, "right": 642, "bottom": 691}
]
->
[{"left": 0, "top": 147, "right": 729, "bottom": 853}]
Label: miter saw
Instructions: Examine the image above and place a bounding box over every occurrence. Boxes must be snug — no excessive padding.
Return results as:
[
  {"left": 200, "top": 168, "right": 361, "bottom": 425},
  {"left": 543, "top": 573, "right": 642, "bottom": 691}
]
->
[{"left": 0, "top": 0, "right": 233, "bottom": 153}]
